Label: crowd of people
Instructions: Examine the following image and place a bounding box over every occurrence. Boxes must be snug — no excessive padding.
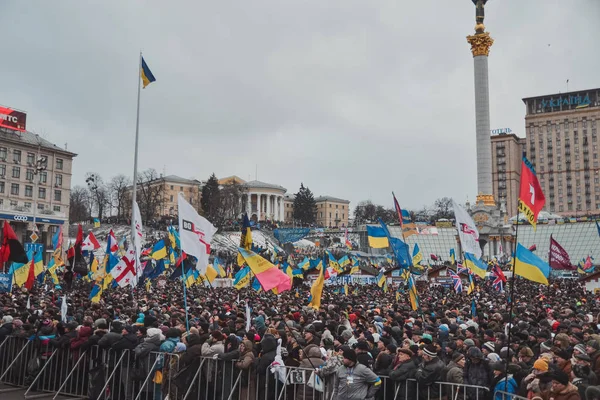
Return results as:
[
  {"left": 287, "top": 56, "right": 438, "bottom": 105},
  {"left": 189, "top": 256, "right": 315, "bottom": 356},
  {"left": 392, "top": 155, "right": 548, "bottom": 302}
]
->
[{"left": 0, "top": 271, "right": 599, "bottom": 400}]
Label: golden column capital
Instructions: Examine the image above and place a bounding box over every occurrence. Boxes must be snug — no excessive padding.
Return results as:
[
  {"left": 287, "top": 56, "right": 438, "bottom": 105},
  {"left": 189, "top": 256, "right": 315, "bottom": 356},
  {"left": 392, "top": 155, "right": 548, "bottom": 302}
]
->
[{"left": 466, "top": 32, "right": 494, "bottom": 57}]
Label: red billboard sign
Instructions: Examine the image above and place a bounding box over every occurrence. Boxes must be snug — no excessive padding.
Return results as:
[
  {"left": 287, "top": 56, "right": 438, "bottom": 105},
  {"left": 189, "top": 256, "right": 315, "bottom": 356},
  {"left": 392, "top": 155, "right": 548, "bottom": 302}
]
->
[{"left": 0, "top": 106, "right": 26, "bottom": 132}]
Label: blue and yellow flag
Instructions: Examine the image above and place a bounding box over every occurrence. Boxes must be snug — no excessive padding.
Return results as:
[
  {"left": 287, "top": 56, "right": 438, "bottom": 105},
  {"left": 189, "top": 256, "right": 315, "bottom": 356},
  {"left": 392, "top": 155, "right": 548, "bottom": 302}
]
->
[
  {"left": 214, "top": 257, "right": 226, "bottom": 278},
  {"left": 367, "top": 225, "right": 389, "bottom": 248},
  {"left": 205, "top": 264, "right": 218, "bottom": 284},
  {"left": 308, "top": 265, "right": 325, "bottom": 309},
  {"left": 450, "top": 249, "right": 456, "bottom": 265},
  {"left": 89, "top": 283, "right": 102, "bottom": 303},
  {"left": 141, "top": 56, "right": 156, "bottom": 88},
  {"left": 338, "top": 255, "right": 350, "bottom": 268},
  {"left": 185, "top": 269, "right": 199, "bottom": 288},
  {"left": 327, "top": 251, "right": 341, "bottom": 272},
  {"left": 309, "top": 258, "right": 323, "bottom": 271},
  {"left": 298, "top": 257, "right": 310, "bottom": 271},
  {"left": 408, "top": 274, "right": 419, "bottom": 311},
  {"left": 514, "top": 243, "right": 550, "bottom": 285},
  {"left": 377, "top": 270, "right": 386, "bottom": 288},
  {"left": 251, "top": 277, "right": 262, "bottom": 292},
  {"left": 151, "top": 240, "right": 167, "bottom": 260},
  {"left": 233, "top": 266, "right": 251, "bottom": 289},
  {"left": 412, "top": 244, "right": 423, "bottom": 266},
  {"left": 292, "top": 268, "right": 304, "bottom": 278},
  {"left": 93, "top": 218, "right": 100, "bottom": 228},
  {"left": 34, "top": 251, "right": 44, "bottom": 277},
  {"left": 463, "top": 252, "right": 488, "bottom": 279},
  {"left": 467, "top": 273, "right": 475, "bottom": 295}
]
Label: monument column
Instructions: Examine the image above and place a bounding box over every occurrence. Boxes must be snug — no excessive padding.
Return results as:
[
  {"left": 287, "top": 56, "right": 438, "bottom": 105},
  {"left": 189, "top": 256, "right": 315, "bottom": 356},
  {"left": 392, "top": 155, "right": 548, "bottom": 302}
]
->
[
  {"left": 467, "top": 0, "right": 495, "bottom": 207},
  {"left": 266, "top": 194, "right": 271, "bottom": 220}
]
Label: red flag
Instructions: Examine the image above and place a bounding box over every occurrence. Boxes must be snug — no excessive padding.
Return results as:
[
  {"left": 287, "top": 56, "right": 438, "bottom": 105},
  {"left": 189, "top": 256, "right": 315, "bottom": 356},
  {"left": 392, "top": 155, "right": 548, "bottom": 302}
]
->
[
  {"left": 549, "top": 235, "right": 576, "bottom": 270},
  {"left": 0, "top": 221, "right": 28, "bottom": 264},
  {"left": 81, "top": 232, "right": 101, "bottom": 251},
  {"left": 518, "top": 157, "right": 545, "bottom": 230},
  {"left": 24, "top": 258, "right": 35, "bottom": 291}
]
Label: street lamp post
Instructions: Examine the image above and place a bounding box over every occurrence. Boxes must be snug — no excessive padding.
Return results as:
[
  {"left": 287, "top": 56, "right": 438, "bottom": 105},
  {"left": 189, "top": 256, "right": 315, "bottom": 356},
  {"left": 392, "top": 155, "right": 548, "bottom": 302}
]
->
[{"left": 31, "top": 144, "right": 47, "bottom": 242}]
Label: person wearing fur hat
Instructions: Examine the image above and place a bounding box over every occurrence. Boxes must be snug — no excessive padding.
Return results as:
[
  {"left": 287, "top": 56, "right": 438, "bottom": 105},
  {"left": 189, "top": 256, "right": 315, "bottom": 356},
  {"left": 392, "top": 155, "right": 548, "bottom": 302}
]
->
[{"left": 415, "top": 344, "right": 445, "bottom": 399}]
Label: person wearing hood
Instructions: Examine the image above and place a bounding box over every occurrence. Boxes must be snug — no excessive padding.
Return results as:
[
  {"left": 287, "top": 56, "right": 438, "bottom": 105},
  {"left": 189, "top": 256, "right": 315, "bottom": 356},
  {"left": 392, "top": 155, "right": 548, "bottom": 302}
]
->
[
  {"left": 235, "top": 339, "right": 256, "bottom": 400},
  {"left": 490, "top": 361, "right": 518, "bottom": 400},
  {"left": 548, "top": 370, "right": 581, "bottom": 400},
  {"left": 464, "top": 346, "right": 491, "bottom": 400},
  {"left": 256, "top": 333, "right": 279, "bottom": 400},
  {"left": 132, "top": 327, "right": 163, "bottom": 397},
  {"left": 0, "top": 315, "right": 14, "bottom": 342},
  {"left": 70, "top": 324, "right": 93, "bottom": 358},
  {"left": 296, "top": 344, "right": 325, "bottom": 400}
]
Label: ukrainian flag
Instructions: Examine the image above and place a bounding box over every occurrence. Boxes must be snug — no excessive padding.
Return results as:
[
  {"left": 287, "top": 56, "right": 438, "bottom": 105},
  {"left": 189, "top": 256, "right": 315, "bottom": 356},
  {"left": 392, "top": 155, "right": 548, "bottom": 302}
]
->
[
  {"left": 185, "top": 269, "right": 199, "bottom": 288},
  {"left": 350, "top": 266, "right": 360, "bottom": 275},
  {"left": 464, "top": 252, "right": 488, "bottom": 279},
  {"left": 233, "top": 266, "right": 251, "bottom": 289},
  {"left": 34, "top": 251, "right": 44, "bottom": 277},
  {"left": 251, "top": 277, "right": 262, "bottom": 292},
  {"left": 151, "top": 240, "right": 167, "bottom": 260},
  {"left": 408, "top": 274, "right": 419, "bottom": 311},
  {"left": 514, "top": 243, "right": 550, "bottom": 285},
  {"left": 292, "top": 268, "right": 304, "bottom": 279},
  {"left": 327, "top": 251, "right": 341, "bottom": 272},
  {"left": 214, "top": 258, "right": 226, "bottom": 277},
  {"left": 338, "top": 255, "right": 350, "bottom": 268},
  {"left": 450, "top": 248, "right": 456, "bottom": 265},
  {"left": 308, "top": 264, "right": 325, "bottom": 309},
  {"left": 367, "top": 225, "right": 389, "bottom": 248},
  {"left": 205, "top": 264, "right": 218, "bottom": 284},
  {"left": 140, "top": 56, "right": 156, "bottom": 88},
  {"left": 377, "top": 270, "right": 386, "bottom": 288},
  {"left": 284, "top": 264, "right": 293, "bottom": 279},
  {"left": 89, "top": 283, "right": 102, "bottom": 303},
  {"left": 298, "top": 257, "right": 310, "bottom": 270},
  {"left": 309, "top": 258, "right": 323, "bottom": 271},
  {"left": 412, "top": 244, "right": 423, "bottom": 266},
  {"left": 93, "top": 218, "right": 101, "bottom": 228},
  {"left": 467, "top": 273, "right": 475, "bottom": 295}
]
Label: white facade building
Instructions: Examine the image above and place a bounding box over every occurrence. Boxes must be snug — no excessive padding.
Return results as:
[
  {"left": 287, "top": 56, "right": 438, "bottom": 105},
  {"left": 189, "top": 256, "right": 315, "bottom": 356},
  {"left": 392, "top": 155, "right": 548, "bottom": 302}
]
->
[{"left": 241, "top": 180, "right": 286, "bottom": 222}]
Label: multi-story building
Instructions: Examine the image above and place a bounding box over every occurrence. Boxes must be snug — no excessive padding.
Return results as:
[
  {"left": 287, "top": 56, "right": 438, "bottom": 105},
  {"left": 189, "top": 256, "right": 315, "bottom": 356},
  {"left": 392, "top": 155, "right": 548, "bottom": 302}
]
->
[
  {"left": 523, "top": 88, "right": 600, "bottom": 216},
  {"left": 315, "top": 196, "right": 350, "bottom": 228},
  {"left": 491, "top": 132, "right": 525, "bottom": 217},
  {"left": 124, "top": 174, "right": 201, "bottom": 218},
  {"left": 282, "top": 194, "right": 350, "bottom": 227},
  {"left": 0, "top": 125, "right": 76, "bottom": 251}
]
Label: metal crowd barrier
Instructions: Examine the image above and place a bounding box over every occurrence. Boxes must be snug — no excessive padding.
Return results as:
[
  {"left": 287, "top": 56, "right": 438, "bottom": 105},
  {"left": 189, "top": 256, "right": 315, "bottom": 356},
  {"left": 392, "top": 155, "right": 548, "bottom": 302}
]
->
[
  {"left": 0, "top": 336, "right": 34, "bottom": 391},
  {"left": 2, "top": 337, "right": 493, "bottom": 400},
  {"left": 493, "top": 391, "right": 528, "bottom": 400}
]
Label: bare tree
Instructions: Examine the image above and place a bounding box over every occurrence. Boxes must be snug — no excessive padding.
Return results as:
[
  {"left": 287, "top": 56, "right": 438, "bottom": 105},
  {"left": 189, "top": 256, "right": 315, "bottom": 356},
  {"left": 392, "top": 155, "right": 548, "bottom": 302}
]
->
[
  {"left": 109, "top": 174, "right": 132, "bottom": 220},
  {"left": 220, "top": 181, "right": 242, "bottom": 221},
  {"left": 85, "top": 172, "right": 110, "bottom": 219},
  {"left": 136, "top": 169, "right": 164, "bottom": 223},
  {"left": 69, "top": 185, "right": 91, "bottom": 223}
]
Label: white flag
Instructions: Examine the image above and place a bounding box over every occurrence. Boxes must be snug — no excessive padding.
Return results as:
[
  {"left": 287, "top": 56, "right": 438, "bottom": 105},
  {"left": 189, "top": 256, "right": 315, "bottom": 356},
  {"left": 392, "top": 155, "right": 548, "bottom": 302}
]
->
[
  {"left": 178, "top": 193, "right": 217, "bottom": 274},
  {"left": 245, "top": 304, "right": 251, "bottom": 332},
  {"left": 26, "top": 295, "right": 30, "bottom": 310},
  {"left": 114, "top": 250, "right": 137, "bottom": 288},
  {"left": 132, "top": 202, "right": 144, "bottom": 284},
  {"left": 452, "top": 200, "right": 482, "bottom": 259},
  {"left": 61, "top": 295, "right": 67, "bottom": 323}
]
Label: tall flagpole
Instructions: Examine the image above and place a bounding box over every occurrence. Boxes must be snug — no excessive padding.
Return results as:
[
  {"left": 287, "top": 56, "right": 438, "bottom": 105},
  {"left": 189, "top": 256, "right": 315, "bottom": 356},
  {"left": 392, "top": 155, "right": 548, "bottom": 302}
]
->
[{"left": 131, "top": 52, "right": 142, "bottom": 286}]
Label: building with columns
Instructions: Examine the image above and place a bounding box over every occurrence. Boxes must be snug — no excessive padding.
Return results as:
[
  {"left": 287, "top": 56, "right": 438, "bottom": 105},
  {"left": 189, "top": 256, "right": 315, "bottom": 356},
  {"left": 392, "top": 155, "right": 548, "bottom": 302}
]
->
[{"left": 240, "top": 180, "right": 287, "bottom": 222}]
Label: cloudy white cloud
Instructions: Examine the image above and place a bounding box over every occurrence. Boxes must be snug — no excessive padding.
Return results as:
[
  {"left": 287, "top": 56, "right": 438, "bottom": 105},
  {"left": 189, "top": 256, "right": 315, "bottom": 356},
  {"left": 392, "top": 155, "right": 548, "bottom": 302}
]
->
[{"left": 0, "top": 0, "right": 598, "bottom": 212}]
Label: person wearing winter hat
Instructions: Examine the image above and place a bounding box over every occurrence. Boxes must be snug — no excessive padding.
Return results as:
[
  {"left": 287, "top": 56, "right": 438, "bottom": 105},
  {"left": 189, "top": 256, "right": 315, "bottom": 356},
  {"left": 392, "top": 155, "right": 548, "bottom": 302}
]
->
[
  {"left": 553, "top": 348, "right": 573, "bottom": 377},
  {"left": 415, "top": 344, "right": 445, "bottom": 398},
  {"left": 465, "top": 347, "right": 491, "bottom": 397},
  {"left": 490, "top": 361, "right": 518, "bottom": 395},
  {"left": 482, "top": 341, "right": 496, "bottom": 355},
  {"left": 443, "top": 353, "right": 465, "bottom": 385},
  {"left": 336, "top": 348, "right": 382, "bottom": 400},
  {"left": 548, "top": 370, "right": 579, "bottom": 399}
]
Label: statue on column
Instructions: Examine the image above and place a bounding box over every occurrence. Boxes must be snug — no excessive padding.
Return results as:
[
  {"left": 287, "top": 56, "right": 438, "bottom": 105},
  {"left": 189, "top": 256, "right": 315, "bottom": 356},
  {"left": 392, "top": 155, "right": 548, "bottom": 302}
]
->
[{"left": 472, "top": 0, "right": 488, "bottom": 33}]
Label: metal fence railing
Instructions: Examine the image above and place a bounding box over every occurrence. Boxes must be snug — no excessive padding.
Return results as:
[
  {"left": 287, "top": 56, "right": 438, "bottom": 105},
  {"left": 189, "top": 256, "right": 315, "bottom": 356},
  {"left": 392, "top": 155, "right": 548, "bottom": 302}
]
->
[{"left": 0, "top": 337, "right": 495, "bottom": 400}]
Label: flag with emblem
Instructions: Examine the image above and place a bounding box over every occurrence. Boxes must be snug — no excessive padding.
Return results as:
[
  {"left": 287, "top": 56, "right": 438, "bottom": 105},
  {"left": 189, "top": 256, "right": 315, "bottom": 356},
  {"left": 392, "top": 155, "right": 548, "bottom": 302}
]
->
[
  {"left": 518, "top": 157, "right": 546, "bottom": 230},
  {"left": 114, "top": 250, "right": 137, "bottom": 288},
  {"left": 178, "top": 193, "right": 217, "bottom": 274}
]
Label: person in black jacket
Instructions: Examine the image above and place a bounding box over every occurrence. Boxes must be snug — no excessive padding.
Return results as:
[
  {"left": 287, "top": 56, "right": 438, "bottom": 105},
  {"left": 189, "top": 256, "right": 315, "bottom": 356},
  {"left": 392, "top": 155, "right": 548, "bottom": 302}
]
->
[
  {"left": 415, "top": 344, "right": 445, "bottom": 400},
  {"left": 112, "top": 325, "right": 139, "bottom": 352},
  {"left": 98, "top": 321, "right": 123, "bottom": 349},
  {"left": 356, "top": 340, "right": 374, "bottom": 369},
  {"left": 256, "top": 334, "right": 279, "bottom": 400},
  {"left": 390, "top": 349, "right": 417, "bottom": 400},
  {"left": 50, "top": 322, "right": 78, "bottom": 349}
]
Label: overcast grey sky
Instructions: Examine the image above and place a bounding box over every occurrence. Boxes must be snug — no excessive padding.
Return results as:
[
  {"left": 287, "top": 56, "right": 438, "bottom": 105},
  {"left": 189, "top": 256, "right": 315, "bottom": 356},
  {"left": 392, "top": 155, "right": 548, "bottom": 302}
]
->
[{"left": 1, "top": 1, "right": 598, "bottom": 212}]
